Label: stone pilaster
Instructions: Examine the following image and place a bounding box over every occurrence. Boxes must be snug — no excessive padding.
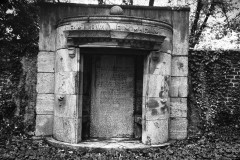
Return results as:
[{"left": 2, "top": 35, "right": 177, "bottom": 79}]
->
[
  {"left": 142, "top": 48, "right": 171, "bottom": 145},
  {"left": 53, "top": 47, "right": 82, "bottom": 143},
  {"left": 170, "top": 10, "right": 189, "bottom": 140}
]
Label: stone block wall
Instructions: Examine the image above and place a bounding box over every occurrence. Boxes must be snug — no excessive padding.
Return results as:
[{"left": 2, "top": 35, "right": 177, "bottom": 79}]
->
[
  {"left": 35, "top": 51, "right": 55, "bottom": 136},
  {"left": 222, "top": 51, "right": 240, "bottom": 109},
  {"left": 188, "top": 50, "right": 240, "bottom": 130}
]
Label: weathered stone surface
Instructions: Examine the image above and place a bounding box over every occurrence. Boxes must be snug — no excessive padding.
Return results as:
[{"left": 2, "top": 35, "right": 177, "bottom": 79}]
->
[
  {"left": 37, "top": 51, "right": 55, "bottom": 72},
  {"left": 172, "top": 11, "right": 189, "bottom": 56},
  {"left": 148, "top": 74, "right": 164, "bottom": 97},
  {"left": 142, "top": 54, "right": 150, "bottom": 96},
  {"left": 35, "top": 115, "right": 53, "bottom": 136},
  {"left": 171, "top": 56, "right": 188, "bottom": 76},
  {"left": 39, "top": 20, "right": 56, "bottom": 51},
  {"left": 53, "top": 116, "right": 81, "bottom": 143},
  {"left": 142, "top": 74, "right": 148, "bottom": 97},
  {"left": 54, "top": 94, "right": 77, "bottom": 118},
  {"left": 145, "top": 97, "right": 169, "bottom": 121},
  {"left": 56, "top": 26, "right": 68, "bottom": 50},
  {"left": 36, "top": 94, "right": 54, "bottom": 114},
  {"left": 170, "top": 117, "right": 187, "bottom": 139},
  {"left": 149, "top": 52, "right": 171, "bottom": 76},
  {"left": 170, "top": 98, "right": 187, "bottom": 117},
  {"left": 55, "top": 49, "right": 78, "bottom": 72},
  {"left": 142, "top": 119, "right": 168, "bottom": 145},
  {"left": 55, "top": 72, "right": 77, "bottom": 95},
  {"left": 159, "top": 35, "right": 173, "bottom": 54},
  {"left": 148, "top": 74, "right": 170, "bottom": 98},
  {"left": 170, "top": 76, "right": 188, "bottom": 97},
  {"left": 37, "top": 73, "right": 54, "bottom": 93},
  {"left": 90, "top": 55, "right": 134, "bottom": 138},
  {"left": 142, "top": 96, "right": 146, "bottom": 118}
]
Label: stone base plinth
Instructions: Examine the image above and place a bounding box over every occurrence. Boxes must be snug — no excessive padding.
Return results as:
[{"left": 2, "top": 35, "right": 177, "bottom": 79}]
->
[{"left": 45, "top": 137, "right": 171, "bottom": 151}]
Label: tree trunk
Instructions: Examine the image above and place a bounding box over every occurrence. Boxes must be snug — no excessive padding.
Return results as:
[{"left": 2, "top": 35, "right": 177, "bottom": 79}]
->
[{"left": 149, "top": 0, "right": 154, "bottom": 6}]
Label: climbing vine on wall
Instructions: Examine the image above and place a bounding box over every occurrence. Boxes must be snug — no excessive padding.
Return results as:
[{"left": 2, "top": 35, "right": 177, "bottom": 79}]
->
[{"left": 189, "top": 50, "right": 240, "bottom": 132}]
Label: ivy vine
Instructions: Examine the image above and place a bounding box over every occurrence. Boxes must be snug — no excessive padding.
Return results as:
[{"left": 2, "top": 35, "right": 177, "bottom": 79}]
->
[{"left": 189, "top": 50, "right": 240, "bottom": 131}]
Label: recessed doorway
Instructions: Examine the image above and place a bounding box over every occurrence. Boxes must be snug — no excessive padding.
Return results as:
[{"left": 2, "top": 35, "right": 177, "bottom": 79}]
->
[{"left": 81, "top": 48, "right": 145, "bottom": 140}]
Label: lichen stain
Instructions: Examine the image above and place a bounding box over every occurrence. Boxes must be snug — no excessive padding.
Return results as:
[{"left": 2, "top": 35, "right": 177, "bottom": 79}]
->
[
  {"left": 159, "top": 76, "right": 169, "bottom": 104},
  {"left": 160, "top": 105, "right": 169, "bottom": 114},
  {"left": 154, "top": 122, "right": 160, "bottom": 128},
  {"left": 58, "top": 97, "right": 66, "bottom": 114},
  {"left": 177, "top": 61, "right": 184, "bottom": 70},
  {"left": 147, "top": 99, "right": 159, "bottom": 108},
  {"left": 147, "top": 136, "right": 151, "bottom": 145},
  {"left": 151, "top": 109, "right": 158, "bottom": 116}
]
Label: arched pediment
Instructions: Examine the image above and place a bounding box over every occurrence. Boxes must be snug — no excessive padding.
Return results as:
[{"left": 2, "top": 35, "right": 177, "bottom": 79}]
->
[{"left": 57, "top": 16, "right": 172, "bottom": 50}]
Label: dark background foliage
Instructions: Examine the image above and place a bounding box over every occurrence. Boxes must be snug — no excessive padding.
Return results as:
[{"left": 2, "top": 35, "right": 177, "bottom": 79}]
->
[
  {"left": 188, "top": 50, "right": 240, "bottom": 134},
  {"left": 0, "top": 0, "right": 39, "bottom": 135}
]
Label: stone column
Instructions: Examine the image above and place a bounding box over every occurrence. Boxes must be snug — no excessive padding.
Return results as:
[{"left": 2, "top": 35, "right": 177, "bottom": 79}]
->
[
  {"left": 142, "top": 37, "right": 172, "bottom": 144},
  {"left": 170, "top": 11, "right": 189, "bottom": 139},
  {"left": 53, "top": 26, "right": 82, "bottom": 143}
]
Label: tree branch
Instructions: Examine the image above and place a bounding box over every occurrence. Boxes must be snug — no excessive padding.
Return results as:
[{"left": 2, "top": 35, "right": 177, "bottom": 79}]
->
[
  {"left": 190, "top": 2, "right": 216, "bottom": 48},
  {"left": 219, "top": 3, "right": 230, "bottom": 28},
  {"left": 149, "top": 0, "right": 154, "bottom": 6},
  {"left": 189, "top": 0, "right": 203, "bottom": 48}
]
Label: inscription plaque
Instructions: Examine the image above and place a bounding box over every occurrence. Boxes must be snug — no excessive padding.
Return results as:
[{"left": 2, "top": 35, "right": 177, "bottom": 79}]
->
[
  {"left": 64, "top": 22, "right": 164, "bottom": 35},
  {"left": 90, "top": 55, "right": 135, "bottom": 138}
]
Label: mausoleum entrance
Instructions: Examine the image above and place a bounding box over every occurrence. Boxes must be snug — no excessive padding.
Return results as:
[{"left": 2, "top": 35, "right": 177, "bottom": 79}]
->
[
  {"left": 49, "top": 9, "right": 179, "bottom": 145},
  {"left": 81, "top": 49, "right": 146, "bottom": 140},
  {"left": 37, "top": 3, "right": 190, "bottom": 147}
]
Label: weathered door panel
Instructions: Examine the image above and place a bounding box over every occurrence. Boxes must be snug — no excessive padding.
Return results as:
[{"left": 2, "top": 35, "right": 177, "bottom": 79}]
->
[{"left": 90, "top": 55, "right": 135, "bottom": 138}]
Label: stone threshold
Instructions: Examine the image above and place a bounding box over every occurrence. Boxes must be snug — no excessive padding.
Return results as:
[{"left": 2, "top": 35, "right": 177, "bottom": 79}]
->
[{"left": 45, "top": 137, "right": 171, "bottom": 151}]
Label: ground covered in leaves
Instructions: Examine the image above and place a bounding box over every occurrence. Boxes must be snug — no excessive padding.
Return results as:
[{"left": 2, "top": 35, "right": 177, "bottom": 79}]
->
[{"left": 1, "top": 127, "right": 240, "bottom": 160}]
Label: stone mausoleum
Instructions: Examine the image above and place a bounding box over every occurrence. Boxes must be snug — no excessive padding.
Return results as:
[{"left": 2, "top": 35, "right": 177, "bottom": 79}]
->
[{"left": 36, "top": 2, "right": 189, "bottom": 146}]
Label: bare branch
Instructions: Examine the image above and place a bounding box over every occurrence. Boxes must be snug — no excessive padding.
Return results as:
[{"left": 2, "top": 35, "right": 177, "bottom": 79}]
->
[
  {"left": 189, "top": 0, "right": 204, "bottom": 48},
  {"left": 190, "top": 1, "right": 216, "bottom": 48},
  {"left": 219, "top": 3, "right": 230, "bottom": 28}
]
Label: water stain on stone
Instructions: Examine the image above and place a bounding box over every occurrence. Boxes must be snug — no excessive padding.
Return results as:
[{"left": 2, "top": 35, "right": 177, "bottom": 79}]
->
[
  {"left": 147, "top": 136, "right": 151, "bottom": 145},
  {"left": 154, "top": 122, "right": 159, "bottom": 128},
  {"left": 147, "top": 99, "right": 159, "bottom": 108},
  {"left": 151, "top": 109, "right": 158, "bottom": 115},
  {"left": 177, "top": 62, "right": 184, "bottom": 70},
  {"left": 160, "top": 105, "right": 169, "bottom": 114}
]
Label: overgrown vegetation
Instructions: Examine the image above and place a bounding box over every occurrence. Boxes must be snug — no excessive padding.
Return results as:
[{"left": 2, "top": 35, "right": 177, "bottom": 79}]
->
[
  {"left": 1, "top": 127, "right": 240, "bottom": 159},
  {"left": 189, "top": 50, "right": 240, "bottom": 133},
  {"left": 0, "top": 0, "right": 39, "bottom": 134}
]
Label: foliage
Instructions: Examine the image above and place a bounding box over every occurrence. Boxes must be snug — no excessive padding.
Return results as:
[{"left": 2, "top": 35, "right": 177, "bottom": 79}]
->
[
  {"left": 189, "top": 50, "right": 240, "bottom": 131},
  {"left": 188, "top": 0, "right": 240, "bottom": 49},
  {"left": 0, "top": 0, "right": 39, "bottom": 133},
  {"left": 1, "top": 126, "right": 240, "bottom": 159}
]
